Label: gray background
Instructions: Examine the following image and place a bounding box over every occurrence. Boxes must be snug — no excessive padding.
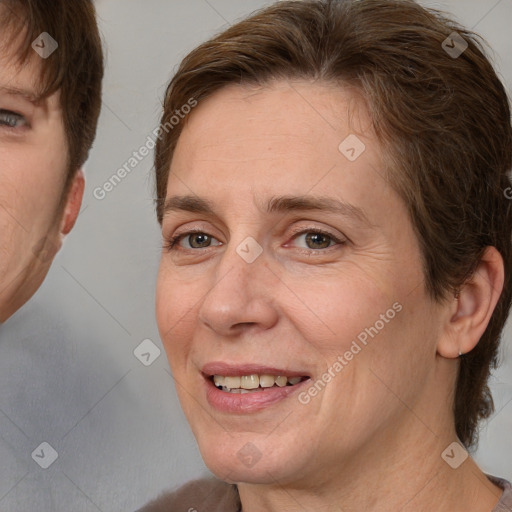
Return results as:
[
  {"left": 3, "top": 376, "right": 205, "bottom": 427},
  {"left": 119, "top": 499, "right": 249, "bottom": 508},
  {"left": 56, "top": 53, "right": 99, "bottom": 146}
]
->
[{"left": 0, "top": 0, "right": 511, "bottom": 510}]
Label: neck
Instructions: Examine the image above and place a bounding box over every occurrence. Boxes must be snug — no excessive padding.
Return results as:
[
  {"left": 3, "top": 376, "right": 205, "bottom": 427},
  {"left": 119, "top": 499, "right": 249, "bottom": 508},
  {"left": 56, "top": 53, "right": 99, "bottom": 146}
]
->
[{"left": 237, "top": 424, "right": 503, "bottom": 512}]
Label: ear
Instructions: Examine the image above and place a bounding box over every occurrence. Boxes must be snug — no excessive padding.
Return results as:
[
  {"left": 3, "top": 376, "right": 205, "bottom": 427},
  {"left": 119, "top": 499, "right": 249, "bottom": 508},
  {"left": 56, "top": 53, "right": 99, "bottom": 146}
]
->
[
  {"left": 60, "top": 169, "right": 85, "bottom": 236},
  {"left": 437, "top": 246, "right": 504, "bottom": 359}
]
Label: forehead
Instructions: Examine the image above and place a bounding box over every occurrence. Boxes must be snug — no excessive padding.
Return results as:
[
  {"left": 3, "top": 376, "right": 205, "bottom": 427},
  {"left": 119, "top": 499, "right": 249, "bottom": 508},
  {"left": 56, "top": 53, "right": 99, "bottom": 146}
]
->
[
  {"left": 170, "top": 80, "right": 380, "bottom": 194},
  {"left": 181, "top": 80, "right": 371, "bottom": 149},
  {"left": 166, "top": 81, "right": 403, "bottom": 242},
  {"left": 0, "top": 9, "right": 46, "bottom": 100}
]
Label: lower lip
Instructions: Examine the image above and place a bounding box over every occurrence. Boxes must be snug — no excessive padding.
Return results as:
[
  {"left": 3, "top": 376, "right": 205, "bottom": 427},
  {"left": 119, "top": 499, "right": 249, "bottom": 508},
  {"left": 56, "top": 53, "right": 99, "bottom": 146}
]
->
[{"left": 204, "top": 376, "right": 310, "bottom": 414}]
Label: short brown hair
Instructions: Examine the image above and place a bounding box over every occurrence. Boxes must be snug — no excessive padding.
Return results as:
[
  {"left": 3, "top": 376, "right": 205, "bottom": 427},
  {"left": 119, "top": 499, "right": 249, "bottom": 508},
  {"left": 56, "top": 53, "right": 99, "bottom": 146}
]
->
[
  {"left": 0, "top": 0, "right": 104, "bottom": 190},
  {"left": 154, "top": 0, "right": 512, "bottom": 448}
]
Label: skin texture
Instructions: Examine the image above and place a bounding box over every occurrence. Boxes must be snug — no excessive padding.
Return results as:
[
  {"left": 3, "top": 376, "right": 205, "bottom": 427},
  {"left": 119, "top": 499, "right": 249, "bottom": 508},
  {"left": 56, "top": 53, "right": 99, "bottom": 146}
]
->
[
  {"left": 0, "top": 42, "right": 84, "bottom": 322},
  {"left": 156, "top": 81, "right": 504, "bottom": 511}
]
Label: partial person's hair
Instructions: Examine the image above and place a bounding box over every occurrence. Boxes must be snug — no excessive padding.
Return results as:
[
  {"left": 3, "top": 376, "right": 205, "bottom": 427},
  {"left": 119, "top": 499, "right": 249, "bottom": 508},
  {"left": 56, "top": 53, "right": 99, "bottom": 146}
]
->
[
  {"left": 153, "top": 0, "right": 512, "bottom": 448},
  {"left": 0, "top": 0, "right": 104, "bottom": 192}
]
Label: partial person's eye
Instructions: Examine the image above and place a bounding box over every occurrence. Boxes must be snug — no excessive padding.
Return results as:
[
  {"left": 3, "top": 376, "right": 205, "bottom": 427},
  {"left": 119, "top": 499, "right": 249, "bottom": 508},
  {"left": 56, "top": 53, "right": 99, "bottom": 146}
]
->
[
  {"left": 165, "top": 231, "right": 222, "bottom": 251},
  {"left": 0, "top": 109, "right": 27, "bottom": 129},
  {"left": 289, "top": 229, "right": 345, "bottom": 250}
]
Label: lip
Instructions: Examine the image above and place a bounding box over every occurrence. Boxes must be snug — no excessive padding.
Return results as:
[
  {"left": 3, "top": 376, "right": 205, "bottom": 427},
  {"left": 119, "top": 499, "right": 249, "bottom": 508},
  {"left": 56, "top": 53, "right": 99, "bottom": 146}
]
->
[
  {"left": 202, "top": 362, "right": 309, "bottom": 378},
  {"left": 202, "top": 362, "right": 311, "bottom": 414}
]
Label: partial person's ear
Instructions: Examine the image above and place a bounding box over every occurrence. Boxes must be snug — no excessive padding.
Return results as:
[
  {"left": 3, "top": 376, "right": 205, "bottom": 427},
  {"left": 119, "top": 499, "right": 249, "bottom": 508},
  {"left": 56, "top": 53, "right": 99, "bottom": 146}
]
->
[
  {"left": 60, "top": 169, "right": 85, "bottom": 236},
  {"left": 437, "top": 246, "right": 504, "bottom": 359}
]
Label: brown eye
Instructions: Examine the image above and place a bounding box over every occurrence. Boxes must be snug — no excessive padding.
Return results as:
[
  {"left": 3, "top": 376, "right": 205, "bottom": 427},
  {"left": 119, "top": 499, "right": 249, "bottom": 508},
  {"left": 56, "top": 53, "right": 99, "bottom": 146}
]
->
[
  {"left": 165, "top": 231, "right": 222, "bottom": 252},
  {"left": 188, "top": 233, "right": 213, "bottom": 248},
  {"left": 304, "top": 232, "right": 334, "bottom": 249}
]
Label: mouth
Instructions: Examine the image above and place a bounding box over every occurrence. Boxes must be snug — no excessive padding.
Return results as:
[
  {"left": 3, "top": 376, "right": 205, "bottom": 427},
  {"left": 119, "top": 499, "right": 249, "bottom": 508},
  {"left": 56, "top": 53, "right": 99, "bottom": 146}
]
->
[{"left": 201, "top": 363, "right": 311, "bottom": 413}]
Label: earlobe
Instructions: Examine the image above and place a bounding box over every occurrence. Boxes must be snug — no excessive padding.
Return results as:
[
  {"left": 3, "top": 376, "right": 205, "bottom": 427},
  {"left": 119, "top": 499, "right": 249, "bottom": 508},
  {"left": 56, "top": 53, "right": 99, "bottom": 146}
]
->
[
  {"left": 60, "top": 169, "right": 85, "bottom": 236},
  {"left": 438, "top": 246, "right": 504, "bottom": 359}
]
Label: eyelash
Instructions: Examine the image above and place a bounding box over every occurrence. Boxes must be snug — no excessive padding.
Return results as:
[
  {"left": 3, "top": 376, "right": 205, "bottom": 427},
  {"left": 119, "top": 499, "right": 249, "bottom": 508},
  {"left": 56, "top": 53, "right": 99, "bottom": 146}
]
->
[
  {"left": 163, "top": 227, "right": 345, "bottom": 252},
  {"left": 164, "top": 229, "right": 213, "bottom": 252},
  {"left": 288, "top": 227, "right": 345, "bottom": 249}
]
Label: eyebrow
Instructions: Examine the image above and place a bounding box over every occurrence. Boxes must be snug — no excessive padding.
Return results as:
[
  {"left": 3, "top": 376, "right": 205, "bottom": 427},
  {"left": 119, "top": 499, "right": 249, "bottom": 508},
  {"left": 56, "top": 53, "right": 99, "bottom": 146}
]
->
[
  {"left": 163, "top": 194, "right": 374, "bottom": 227},
  {"left": 0, "top": 85, "right": 41, "bottom": 104}
]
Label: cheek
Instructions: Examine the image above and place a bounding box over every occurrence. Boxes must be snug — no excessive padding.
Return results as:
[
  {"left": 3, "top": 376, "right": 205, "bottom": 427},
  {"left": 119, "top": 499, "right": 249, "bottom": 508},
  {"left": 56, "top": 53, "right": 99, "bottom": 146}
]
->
[
  {"left": 155, "top": 264, "right": 201, "bottom": 365},
  {"left": 285, "top": 266, "right": 394, "bottom": 357},
  {"left": 331, "top": 285, "right": 435, "bottom": 432},
  {"left": 369, "top": 287, "right": 438, "bottom": 380},
  {"left": 0, "top": 144, "right": 65, "bottom": 227}
]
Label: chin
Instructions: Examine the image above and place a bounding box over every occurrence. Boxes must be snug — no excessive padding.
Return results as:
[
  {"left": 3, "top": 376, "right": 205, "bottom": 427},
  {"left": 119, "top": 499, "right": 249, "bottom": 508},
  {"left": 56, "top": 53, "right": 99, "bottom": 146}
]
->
[
  {"left": 196, "top": 431, "right": 305, "bottom": 485},
  {"left": 203, "top": 453, "right": 289, "bottom": 485}
]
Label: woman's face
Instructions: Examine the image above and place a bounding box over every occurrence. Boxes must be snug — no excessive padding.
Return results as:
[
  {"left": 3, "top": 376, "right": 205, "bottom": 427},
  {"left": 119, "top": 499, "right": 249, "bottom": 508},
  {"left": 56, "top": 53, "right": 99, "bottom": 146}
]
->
[{"left": 156, "top": 81, "right": 444, "bottom": 487}]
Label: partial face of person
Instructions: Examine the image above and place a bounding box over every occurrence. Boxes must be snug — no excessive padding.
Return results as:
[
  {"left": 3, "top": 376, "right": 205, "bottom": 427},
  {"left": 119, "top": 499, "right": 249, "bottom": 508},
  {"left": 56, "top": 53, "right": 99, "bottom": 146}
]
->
[
  {"left": 0, "top": 31, "right": 83, "bottom": 322},
  {"left": 156, "top": 81, "right": 444, "bottom": 486}
]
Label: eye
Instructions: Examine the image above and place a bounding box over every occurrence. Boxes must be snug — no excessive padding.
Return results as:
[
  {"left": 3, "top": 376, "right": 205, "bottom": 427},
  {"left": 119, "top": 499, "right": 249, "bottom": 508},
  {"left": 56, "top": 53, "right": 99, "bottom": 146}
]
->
[
  {"left": 290, "top": 230, "right": 343, "bottom": 250},
  {"left": 166, "top": 231, "right": 222, "bottom": 251},
  {"left": 0, "top": 109, "right": 27, "bottom": 129}
]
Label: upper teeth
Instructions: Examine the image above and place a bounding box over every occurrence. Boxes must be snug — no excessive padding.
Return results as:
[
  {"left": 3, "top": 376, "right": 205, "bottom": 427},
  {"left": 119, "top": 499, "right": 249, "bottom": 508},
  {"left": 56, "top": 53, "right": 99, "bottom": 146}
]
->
[{"left": 213, "top": 374, "right": 303, "bottom": 390}]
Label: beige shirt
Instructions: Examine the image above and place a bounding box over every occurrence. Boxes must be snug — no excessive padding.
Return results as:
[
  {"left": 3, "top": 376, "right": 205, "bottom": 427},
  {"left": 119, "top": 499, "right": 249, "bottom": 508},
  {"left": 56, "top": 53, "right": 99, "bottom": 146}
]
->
[{"left": 138, "top": 475, "right": 512, "bottom": 512}]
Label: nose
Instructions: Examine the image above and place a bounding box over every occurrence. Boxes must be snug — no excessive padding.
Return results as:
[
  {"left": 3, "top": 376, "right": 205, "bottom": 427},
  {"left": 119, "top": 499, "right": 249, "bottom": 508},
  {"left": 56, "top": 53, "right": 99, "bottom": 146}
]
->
[{"left": 198, "top": 242, "right": 279, "bottom": 337}]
